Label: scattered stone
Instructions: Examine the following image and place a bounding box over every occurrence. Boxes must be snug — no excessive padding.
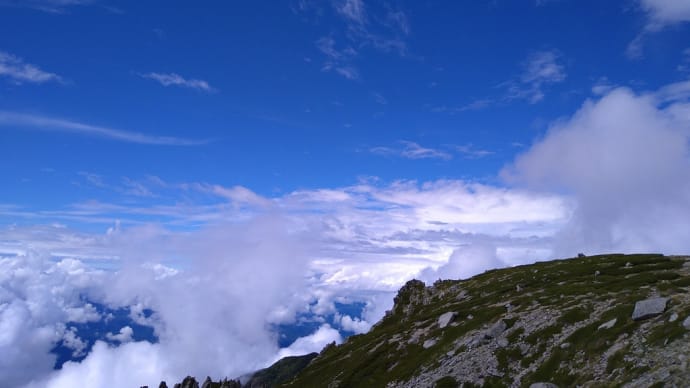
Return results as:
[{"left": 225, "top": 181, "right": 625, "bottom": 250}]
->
[
  {"left": 625, "top": 262, "right": 633, "bottom": 268},
  {"left": 519, "top": 343, "right": 530, "bottom": 356},
  {"left": 497, "top": 338, "right": 509, "bottom": 348},
  {"left": 669, "top": 313, "right": 678, "bottom": 323},
  {"left": 505, "top": 303, "right": 513, "bottom": 312},
  {"left": 598, "top": 318, "right": 617, "bottom": 330},
  {"left": 438, "top": 311, "right": 457, "bottom": 329},
  {"left": 467, "top": 314, "right": 474, "bottom": 320},
  {"left": 560, "top": 342, "right": 571, "bottom": 349},
  {"left": 423, "top": 339, "right": 437, "bottom": 349},
  {"left": 530, "top": 383, "right": 559, "bottom": 388},
  {"left": 594, "top": 270, "right": 601, "bottom": 279},
  {"left": 683, "top": 316, "right": 690, "bottom": 330},
  {"left": 485, "top": 320, "right": 507, "bottom": 339},
  {"left": 632, "top": 297, "right": 669, "bottom": 320}
]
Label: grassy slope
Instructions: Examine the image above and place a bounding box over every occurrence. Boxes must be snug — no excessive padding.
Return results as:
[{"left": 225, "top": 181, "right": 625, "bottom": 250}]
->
[{"left": 281, "top": 254, "right": 690, "bottom": 388}]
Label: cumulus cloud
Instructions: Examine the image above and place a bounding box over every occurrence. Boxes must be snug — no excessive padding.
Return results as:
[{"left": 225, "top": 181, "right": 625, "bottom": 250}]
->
[
  {"left": 105, "top": 326, "right": 134, "bottom": 344},
  {"left": 2, "top": 214, "right": 314, "bottom": 387},
  {"left": 0, "top": 51, "right": 62, "bottom": 84},
  {"left": 419, "top": 242, "right": 505, "bottom": 282},
  {"left": 504, "top": 83, "right": 690, "bottom": 256},
  {"left": 140, "top": 72, "right": 215, "bottom": 92},
  {"left": 337, "top": 314, "right": 371, "bottom": 334},
  {"left": 276, "top": 324, "right": 342, "bottom": 360}
]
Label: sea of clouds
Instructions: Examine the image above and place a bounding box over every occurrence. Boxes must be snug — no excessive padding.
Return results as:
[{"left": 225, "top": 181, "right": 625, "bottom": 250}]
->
[{"left": 2, "top": 81, "right": 690, "bottom": 387}]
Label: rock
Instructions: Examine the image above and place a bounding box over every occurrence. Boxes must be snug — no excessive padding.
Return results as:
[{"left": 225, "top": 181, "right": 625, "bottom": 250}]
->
[
  {"left": 560, "top": 342, "right": 570, "bottom": 349},
  {"left": 669, "top": 313, "right": 678, "bottom": 322},
  {"left": 519, "top": 343, "right": 530, "bottom": 356},
  {"left": 467, "top": 314, "right": 474, "bottom": 320},
  {"left": 598, "top": 318, "right": 617, "bottom": 330},
  {"left": 485, "top": 320, "right": 507, "bottom": 339},
  {"left": 423, "top": 339, "right": 437, "bottom": 348},
  {"left": 516, "top": 284, "right": 522, "bottom": 292},
  {"left": 632, "top": 297, "right": 669, "bottom": 320},
  {"left": 174, "top": 377, "right": 199, "bottom": 388},
  {"left": 497, "top": 338, "right": 509, "bottom": 348},
  {"left": 201, "top": 377, "right": 213, "bottom": 388},
  {"left": 438, "top": 311, "right": 457, "bottom": 328},
  {"left": 683, "top": 316, "right": 690, "bottom": 330},
  {"left": 530, "top": 383, "right": 559, "bottom": 388}
]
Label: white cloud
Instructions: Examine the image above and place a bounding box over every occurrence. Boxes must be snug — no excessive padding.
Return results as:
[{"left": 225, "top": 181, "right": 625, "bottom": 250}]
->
[
  {"left": 639, "top": 0, "right": 690, "bottom": 28},
  {"left": 337, "top": 314, "right": 371, "bottom": 334},
  {"left": 140, "top": 72, "right": 215, "bottom": 92},
  {"left": 105, "top": 326, "right": 134, "bottom": 344},
  {"left": 627, "top": 1, "right": 690, "bottom": 58},
  {"left": 0, "top": 111, "right": 207, "bottom": 146},
  {"left": 0, "top": 51, "right": 62, "bottom": 84},
  {"left": 370, "top": 141, "right": 452, "bottom": 160},
  {"left": 504, "top": 84, "right": 690, "bottom": 256}
]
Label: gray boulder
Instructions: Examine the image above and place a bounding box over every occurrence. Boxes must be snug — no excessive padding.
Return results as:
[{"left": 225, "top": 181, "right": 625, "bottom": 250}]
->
[
  {"left": 683, "top": 315, "right": 690, "bottom": 330},
  {"left": 438, "top": 311, "right": 457, "bottom": 328},
  {"left": 631, "top": 297, "right": 668, "bottom": 320}
]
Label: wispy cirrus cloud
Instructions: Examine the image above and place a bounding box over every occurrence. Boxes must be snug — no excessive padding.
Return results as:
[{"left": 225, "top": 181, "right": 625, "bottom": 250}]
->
[
  {"left": 305, "top": 0, "right": 409, "bottom": 80},
  {"left": 431, "top": 51, "right": 565, "bottom": 112},
  {"left": 139, "top": 72, "right": 215, "bottom": 92},
  {"left": 505, "top": 50, "right": 566, "bottom": 104},
  {"left": 0, "top": 111, "right": 208, "bottom": 146},
  {"left": 316, "top": 37, "right": 360, "bottom": 80},
  {"left": 370, "top": 141, "right": 452, "bottom": 160},
  {"left": 0, "top": 51, "right": 63, "bottom": 85},
  {"left": 0, "top": 0, "right": 96, "bottom": 13},
  {"left": 454, "top": 144, "right": 494, "bottom": 159}
]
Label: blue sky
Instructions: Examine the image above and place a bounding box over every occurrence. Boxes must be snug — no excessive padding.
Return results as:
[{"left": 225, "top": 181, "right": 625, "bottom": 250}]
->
[
  {"left": 2, "top": 0, "right": 688, "bottom": 213},
  {"left": 2, "top": 1, "right": 690, "bottom": 387}
]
